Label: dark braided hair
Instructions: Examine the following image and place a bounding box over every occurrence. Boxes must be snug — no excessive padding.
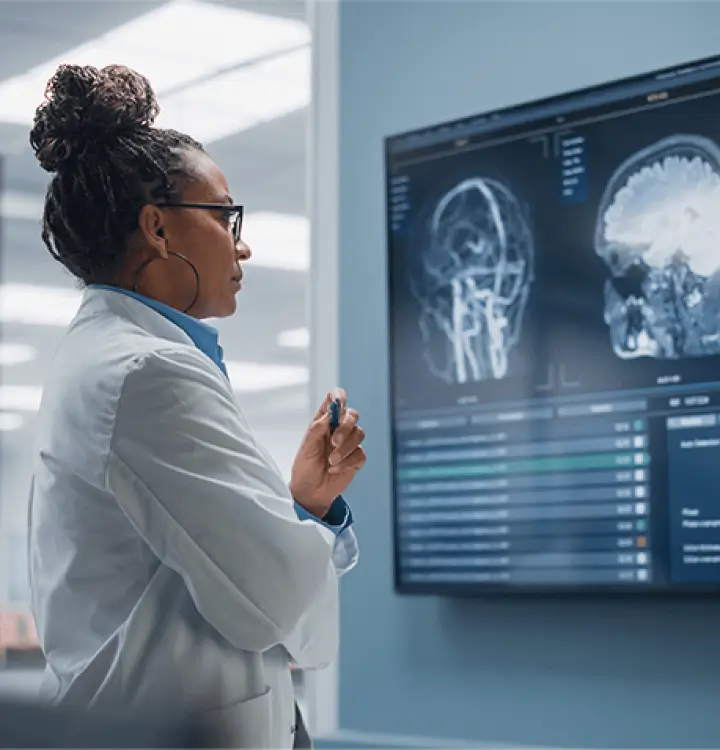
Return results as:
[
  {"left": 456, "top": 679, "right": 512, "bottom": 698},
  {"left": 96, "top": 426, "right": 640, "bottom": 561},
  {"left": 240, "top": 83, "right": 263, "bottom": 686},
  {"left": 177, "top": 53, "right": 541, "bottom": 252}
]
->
[{"left": 30, "top": 63, "right": 204, "bottom": 285}]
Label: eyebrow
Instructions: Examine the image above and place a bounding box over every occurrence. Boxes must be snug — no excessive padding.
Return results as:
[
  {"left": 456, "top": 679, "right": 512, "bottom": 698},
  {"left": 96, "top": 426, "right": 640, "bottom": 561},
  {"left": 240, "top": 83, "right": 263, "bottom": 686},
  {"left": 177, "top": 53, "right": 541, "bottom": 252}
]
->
[{"left": 223, "top": 195, "right": 234, "bottom": 205}]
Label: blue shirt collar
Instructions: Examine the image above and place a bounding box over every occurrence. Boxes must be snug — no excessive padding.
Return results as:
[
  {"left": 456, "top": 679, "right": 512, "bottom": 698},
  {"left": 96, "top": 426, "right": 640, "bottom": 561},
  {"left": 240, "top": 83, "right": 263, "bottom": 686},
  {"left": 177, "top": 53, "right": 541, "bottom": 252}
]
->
[{"left": 91, "top": 285, "right": 227, "bottom": 374}]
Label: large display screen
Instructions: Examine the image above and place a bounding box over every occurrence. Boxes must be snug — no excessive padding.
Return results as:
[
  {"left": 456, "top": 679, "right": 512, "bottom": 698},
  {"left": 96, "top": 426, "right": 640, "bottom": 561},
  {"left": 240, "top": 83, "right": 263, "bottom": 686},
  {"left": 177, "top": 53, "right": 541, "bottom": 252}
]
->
[{"left": 385, "top": 55, "right": 720, "bottom": 594}]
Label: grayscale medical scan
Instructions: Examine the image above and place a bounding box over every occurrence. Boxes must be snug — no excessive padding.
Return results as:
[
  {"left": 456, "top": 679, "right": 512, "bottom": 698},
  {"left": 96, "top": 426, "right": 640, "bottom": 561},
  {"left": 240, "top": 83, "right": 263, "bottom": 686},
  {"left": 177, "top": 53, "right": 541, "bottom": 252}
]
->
[
  {"left": 409, "top": 177, "right": 534, "bottom": 385},
  {"left": 386, "top": 55, "right": 720, "bottom": 595},
  {"left": 595, "top": 134, "right": 720, "bottom": 362}
]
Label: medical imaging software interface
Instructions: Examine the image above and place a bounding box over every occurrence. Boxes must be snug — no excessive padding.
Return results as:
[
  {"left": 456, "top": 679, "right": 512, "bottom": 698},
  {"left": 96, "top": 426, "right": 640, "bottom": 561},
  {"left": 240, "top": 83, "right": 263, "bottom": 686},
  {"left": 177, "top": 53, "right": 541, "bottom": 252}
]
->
[{"left": 386, "top": 56, "right": 720, "bottom": 592}]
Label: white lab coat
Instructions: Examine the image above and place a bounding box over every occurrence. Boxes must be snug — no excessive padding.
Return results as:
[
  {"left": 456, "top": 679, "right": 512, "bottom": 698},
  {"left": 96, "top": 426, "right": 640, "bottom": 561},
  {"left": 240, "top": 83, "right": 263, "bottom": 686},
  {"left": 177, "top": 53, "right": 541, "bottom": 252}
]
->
[{"left": 28, "top": 287, "right": 358, "bottom": 749}]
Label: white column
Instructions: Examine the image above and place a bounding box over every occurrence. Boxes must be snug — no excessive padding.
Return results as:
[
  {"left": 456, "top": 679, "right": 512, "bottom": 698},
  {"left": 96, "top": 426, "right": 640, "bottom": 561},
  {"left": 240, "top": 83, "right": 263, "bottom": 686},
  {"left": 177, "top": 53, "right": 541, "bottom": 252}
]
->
[{"left": 303, "top": 0, "right": 341, "bottom": 738}]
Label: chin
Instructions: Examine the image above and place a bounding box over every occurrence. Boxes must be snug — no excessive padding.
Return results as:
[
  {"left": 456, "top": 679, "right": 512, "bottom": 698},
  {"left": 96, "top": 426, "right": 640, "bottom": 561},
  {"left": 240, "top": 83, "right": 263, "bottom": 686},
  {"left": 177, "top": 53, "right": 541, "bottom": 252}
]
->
[
  {"left": 217, "top": 296, "right": 238, "bottom": 318},
  {"left": 199, "top": 289, "right": 239, "bottom": 320}
]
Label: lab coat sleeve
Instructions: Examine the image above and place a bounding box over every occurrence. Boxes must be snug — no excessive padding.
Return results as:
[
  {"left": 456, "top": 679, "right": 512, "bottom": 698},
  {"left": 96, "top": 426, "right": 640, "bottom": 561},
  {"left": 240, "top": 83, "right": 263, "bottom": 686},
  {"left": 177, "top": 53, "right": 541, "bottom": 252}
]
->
[
  {"left": 281, "top": 522, "right": 358, "bottom": 668},
  {"left": 284, "top": 506, "right": 358, "bottom": 669},
  {"left": 106, "top": 347, "right": 339, "bottom": 656},
  {"left": 295, "top": 499, "right": 359, "bottom": 576},
  {"left": 280, "top": 507, "right": 358, "bottom": 667},
  {"left": 330, "top": 526, "right": 359, "bottom": 576}
]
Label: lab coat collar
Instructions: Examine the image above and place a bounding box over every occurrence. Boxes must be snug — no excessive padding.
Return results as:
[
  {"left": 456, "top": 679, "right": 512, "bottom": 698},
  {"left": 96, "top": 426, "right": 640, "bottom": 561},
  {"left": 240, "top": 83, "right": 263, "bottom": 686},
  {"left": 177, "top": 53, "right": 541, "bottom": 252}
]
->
[{"left": 86, "top": 285, "right": 227, "bottom": 374}]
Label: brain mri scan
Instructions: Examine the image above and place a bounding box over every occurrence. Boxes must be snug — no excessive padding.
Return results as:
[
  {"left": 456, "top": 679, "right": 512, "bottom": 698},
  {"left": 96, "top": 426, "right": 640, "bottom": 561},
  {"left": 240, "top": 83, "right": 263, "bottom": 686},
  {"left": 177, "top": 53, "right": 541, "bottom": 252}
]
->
[
  {"left": 410, "top": 177, "right": 534, "bottom": 384},
  {"left": 595, "top": 134, "right": 720, "bottom": 360}
]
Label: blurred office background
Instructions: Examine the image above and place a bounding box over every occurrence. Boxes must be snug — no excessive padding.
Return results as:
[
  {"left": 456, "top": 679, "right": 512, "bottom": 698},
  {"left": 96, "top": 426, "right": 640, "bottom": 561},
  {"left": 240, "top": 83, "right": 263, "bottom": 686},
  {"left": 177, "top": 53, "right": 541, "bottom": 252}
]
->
[
  {"left": 0, "top": 0, "right": 313, "bottom": 704},
  {"left": 3, "top": 2, "right": 720, "bottom": 749}
]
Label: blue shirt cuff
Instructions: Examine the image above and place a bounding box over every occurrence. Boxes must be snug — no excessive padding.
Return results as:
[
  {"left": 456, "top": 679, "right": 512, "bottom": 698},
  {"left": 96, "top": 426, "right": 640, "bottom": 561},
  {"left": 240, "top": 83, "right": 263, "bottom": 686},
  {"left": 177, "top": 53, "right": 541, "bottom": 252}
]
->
[{"left": 295, "top": 495, "right": 353, "bottom": 535}]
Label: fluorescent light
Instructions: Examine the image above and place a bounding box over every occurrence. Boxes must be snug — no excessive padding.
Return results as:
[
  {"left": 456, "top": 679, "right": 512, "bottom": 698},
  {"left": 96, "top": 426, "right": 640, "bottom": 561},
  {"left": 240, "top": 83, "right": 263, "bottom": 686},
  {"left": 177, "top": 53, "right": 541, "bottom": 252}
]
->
[
  {"left": 0, "top": 283, "right": 82, "bottom": 326},
  {"left": 244, "top": 212, "right": 309, "bottom": 271},
  {"left": 0, "top": 343, "right": 38, "bottom": 366},
  {"left": 0, "top": 1, "right": 310, "bottom": 129},
  {"left": 156, "top": 47, "right": 310, "bottom": 143},
  {"left": 225, "top": 361, "right": 308, "bottom": 392},
  {"left": 0, "top": 190, "right": 44, "bottom": 222},
  {"left": 277, "top": 328, "right": 309, "bottom": 349},
  {"left": 0, "top": 413, "right": 24, "bottom": 432},
  {"left": 0, "top": 386, "right": 43, "bottom": 411}
]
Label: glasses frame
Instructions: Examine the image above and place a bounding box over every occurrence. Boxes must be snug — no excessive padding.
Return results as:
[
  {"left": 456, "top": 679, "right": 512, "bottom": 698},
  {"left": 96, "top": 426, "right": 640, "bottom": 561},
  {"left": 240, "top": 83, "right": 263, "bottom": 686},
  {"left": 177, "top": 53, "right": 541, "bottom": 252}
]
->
[{"left": 157, "top": 202, "right": 244, "bottom": 243}]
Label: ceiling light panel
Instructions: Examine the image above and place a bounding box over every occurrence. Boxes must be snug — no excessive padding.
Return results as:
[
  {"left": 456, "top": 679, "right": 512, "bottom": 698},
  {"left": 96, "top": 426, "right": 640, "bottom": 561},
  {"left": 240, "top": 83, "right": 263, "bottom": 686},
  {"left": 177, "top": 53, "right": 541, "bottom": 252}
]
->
[
  {"left": 0, "top": 386, "right": 43, "bottom": 412},
  {"left": 277, "top": 328, "right": 309, "bottom": 349},
  {"left": 225, "top": 361, "right": 308, "bottom": 392},
  {"left": 243, "top": 212, "right": 309, "bottom": 271},
  {"left": 0, "top": 190, "right": 44, "bottom": 222},
  {"left": 0, "top": 283, "right": 82, "bottom": 326},
  {"left": 156, "top": 47, "right": 310, "bottom": 143},
  {"left": 0, "top": 413, "right": 25, "bottom": 432},
  {"left": 0, "top": 0, "right": 310, "bottom": 128},
  {"left": 0, "top": 343, "right": 38, "bottom": 366}
]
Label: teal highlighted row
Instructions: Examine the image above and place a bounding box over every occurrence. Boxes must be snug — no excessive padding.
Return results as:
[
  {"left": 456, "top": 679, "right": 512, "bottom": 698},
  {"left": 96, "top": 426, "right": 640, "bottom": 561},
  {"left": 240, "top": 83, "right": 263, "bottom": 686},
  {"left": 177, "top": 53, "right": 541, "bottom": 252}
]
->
[{"left": 396, "top": 452, "right": 651, "bottom": 481}]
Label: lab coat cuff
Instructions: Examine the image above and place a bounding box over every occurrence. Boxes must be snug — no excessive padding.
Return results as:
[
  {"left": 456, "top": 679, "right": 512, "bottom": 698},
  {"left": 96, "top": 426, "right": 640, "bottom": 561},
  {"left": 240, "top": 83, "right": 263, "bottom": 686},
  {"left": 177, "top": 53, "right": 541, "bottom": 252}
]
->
[{"left": 294, "top": 495, "right": 353, "bottom": 535}]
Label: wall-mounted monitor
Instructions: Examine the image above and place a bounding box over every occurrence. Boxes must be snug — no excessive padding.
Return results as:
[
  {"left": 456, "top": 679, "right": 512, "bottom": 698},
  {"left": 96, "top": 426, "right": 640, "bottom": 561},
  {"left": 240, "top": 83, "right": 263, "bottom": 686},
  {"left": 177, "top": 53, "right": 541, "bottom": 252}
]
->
[{"left": 385, "top": 54, "right": 720, "bottom": 594}]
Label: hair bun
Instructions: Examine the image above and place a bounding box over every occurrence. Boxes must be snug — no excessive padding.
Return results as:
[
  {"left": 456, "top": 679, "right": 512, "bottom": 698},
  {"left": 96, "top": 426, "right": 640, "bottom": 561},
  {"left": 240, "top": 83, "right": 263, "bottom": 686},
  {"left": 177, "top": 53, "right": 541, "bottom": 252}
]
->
[{"left": 30, "top": 64, "right": 160, "bottom": 173}]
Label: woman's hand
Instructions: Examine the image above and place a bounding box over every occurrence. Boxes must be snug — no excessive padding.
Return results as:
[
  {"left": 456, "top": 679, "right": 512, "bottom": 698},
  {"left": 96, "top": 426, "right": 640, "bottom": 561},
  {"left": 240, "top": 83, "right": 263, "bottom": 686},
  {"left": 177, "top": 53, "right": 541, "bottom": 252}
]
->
[{"left": 289, "top": 388, "right": 366, "bottom": 519}]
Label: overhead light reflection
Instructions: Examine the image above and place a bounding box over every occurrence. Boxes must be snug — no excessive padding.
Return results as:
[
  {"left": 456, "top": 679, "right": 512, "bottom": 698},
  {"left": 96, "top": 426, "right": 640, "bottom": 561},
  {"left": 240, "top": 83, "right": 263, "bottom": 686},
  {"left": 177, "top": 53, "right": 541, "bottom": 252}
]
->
[
  {"left": 277, "top": 328, "right": 309, "bottom": 349},
  {"left": 0, "top": 343, "right": 38, "bottom": 366},
  {"left": 0, "top": 386, "right": 43, "bottom": 412},
  {"left": 0, "top": 0, "right": 310, "bottom": 144},
  {"left": 0, "top": 413, "right": 24, "bottom": 432},
  {"left": 0, "top": 283, "right": 82, "bottom": 326}
]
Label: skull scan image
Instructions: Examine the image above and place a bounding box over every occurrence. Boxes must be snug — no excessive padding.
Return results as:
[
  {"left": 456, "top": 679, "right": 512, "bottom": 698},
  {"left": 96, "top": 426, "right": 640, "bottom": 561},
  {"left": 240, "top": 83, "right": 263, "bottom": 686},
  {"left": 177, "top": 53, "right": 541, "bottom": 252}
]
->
[
  {"left": 595, "top": 134, "right": 720, "bottom": 360},
  {"left": 411, "top": 178, "right": 534, "bottom": 384}
]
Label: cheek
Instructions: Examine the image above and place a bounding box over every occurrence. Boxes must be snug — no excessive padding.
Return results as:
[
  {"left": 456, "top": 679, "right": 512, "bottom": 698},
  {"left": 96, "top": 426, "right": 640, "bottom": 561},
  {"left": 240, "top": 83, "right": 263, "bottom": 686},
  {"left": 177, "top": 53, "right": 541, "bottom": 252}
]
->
[
  {"left": 180, "top": 225, "right": 234, "bottom": 287},
  {"left": 201, "top": 244, "right": 235, "bottom": 288},
  {"left": 177, "top": 247, "right": 216, "bottom": 297}
]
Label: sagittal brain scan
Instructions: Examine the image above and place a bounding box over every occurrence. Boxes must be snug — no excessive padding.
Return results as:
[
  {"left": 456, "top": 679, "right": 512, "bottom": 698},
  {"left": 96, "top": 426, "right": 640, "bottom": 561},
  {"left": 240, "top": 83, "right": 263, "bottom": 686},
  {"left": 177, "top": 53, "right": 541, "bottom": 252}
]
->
[
  {"left": 409, "top": 177, "right": 534, "bottom": 384},
  {"left": 595, "top": 134, "right": 720, "bottom": 360}
]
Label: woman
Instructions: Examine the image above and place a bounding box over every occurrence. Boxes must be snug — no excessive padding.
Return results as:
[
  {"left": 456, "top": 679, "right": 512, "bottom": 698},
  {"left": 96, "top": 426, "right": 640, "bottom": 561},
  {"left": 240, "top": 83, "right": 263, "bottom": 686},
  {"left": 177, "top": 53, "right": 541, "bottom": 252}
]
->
[{"left": 27, "top": 63, "right": 365, "bottom": 749}]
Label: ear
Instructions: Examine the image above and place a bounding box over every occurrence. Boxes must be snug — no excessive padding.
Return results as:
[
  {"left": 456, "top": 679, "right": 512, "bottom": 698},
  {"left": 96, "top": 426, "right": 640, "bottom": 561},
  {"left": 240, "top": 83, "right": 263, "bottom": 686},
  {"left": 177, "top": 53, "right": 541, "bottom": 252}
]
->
[{"left": 137, "top": 204, "right": 169, "bottom": 258}]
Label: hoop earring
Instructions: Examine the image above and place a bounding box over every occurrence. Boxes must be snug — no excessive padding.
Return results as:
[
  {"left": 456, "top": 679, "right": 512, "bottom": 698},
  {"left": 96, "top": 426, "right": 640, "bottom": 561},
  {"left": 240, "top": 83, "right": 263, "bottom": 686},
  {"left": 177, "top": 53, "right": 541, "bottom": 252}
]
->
[{"left": 132, "top": 252, "right": 200, "bottom": 314}]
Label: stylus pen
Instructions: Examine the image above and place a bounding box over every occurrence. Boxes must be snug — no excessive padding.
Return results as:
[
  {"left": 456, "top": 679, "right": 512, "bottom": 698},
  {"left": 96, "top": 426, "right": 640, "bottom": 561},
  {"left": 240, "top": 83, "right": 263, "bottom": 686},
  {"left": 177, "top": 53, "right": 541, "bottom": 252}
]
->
[{"left": 328, "top": 399, "right": 341, "bottom": 434}]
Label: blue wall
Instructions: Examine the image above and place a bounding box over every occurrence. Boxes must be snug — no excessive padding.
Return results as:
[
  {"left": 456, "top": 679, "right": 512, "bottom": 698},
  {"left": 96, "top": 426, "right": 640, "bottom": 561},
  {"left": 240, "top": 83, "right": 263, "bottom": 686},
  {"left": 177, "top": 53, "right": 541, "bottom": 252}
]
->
[{"left": 337, "top": 2, "right": 720, "bottom": 747}]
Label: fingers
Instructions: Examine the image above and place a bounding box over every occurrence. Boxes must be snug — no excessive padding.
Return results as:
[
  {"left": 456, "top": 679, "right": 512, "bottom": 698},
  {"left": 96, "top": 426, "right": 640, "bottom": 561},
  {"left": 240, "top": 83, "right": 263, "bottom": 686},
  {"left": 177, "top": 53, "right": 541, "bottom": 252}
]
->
[
  {"left": 329, "top": 387, "right": 347, "bottom": 412},
  {"left": 329, "top": 409, "right": 365, "bottom": 466},
  {"left": 328, "top": 445, "right": 367, "bottom": 475},
  {"left": 312, "top": 387, "right": 347, "bottom": 422},
  {"left": 330, "top": 407, "right": 358, "bottom": 446}
]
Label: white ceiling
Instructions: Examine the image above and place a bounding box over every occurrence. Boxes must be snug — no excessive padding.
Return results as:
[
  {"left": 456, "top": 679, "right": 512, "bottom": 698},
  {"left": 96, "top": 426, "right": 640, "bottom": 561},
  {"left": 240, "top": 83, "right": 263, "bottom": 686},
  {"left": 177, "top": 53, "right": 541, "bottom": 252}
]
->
[{"left": 0, "top": 0, "right": 312, "bottom": 444}]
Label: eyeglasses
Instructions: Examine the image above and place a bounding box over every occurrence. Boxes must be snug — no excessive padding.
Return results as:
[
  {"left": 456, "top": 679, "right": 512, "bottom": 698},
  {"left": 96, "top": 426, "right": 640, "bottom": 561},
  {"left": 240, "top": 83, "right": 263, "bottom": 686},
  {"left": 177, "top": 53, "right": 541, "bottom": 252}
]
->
[{"left": 157, "top": 202, "right": 244, "bottom": 244}]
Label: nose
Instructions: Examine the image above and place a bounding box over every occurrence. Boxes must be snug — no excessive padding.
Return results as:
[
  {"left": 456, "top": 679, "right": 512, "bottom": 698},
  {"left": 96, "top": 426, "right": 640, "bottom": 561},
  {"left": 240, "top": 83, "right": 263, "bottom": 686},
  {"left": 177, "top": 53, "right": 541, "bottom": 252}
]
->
[{"left": 235, "top": 238, "right": 252, "bottom": 261}]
